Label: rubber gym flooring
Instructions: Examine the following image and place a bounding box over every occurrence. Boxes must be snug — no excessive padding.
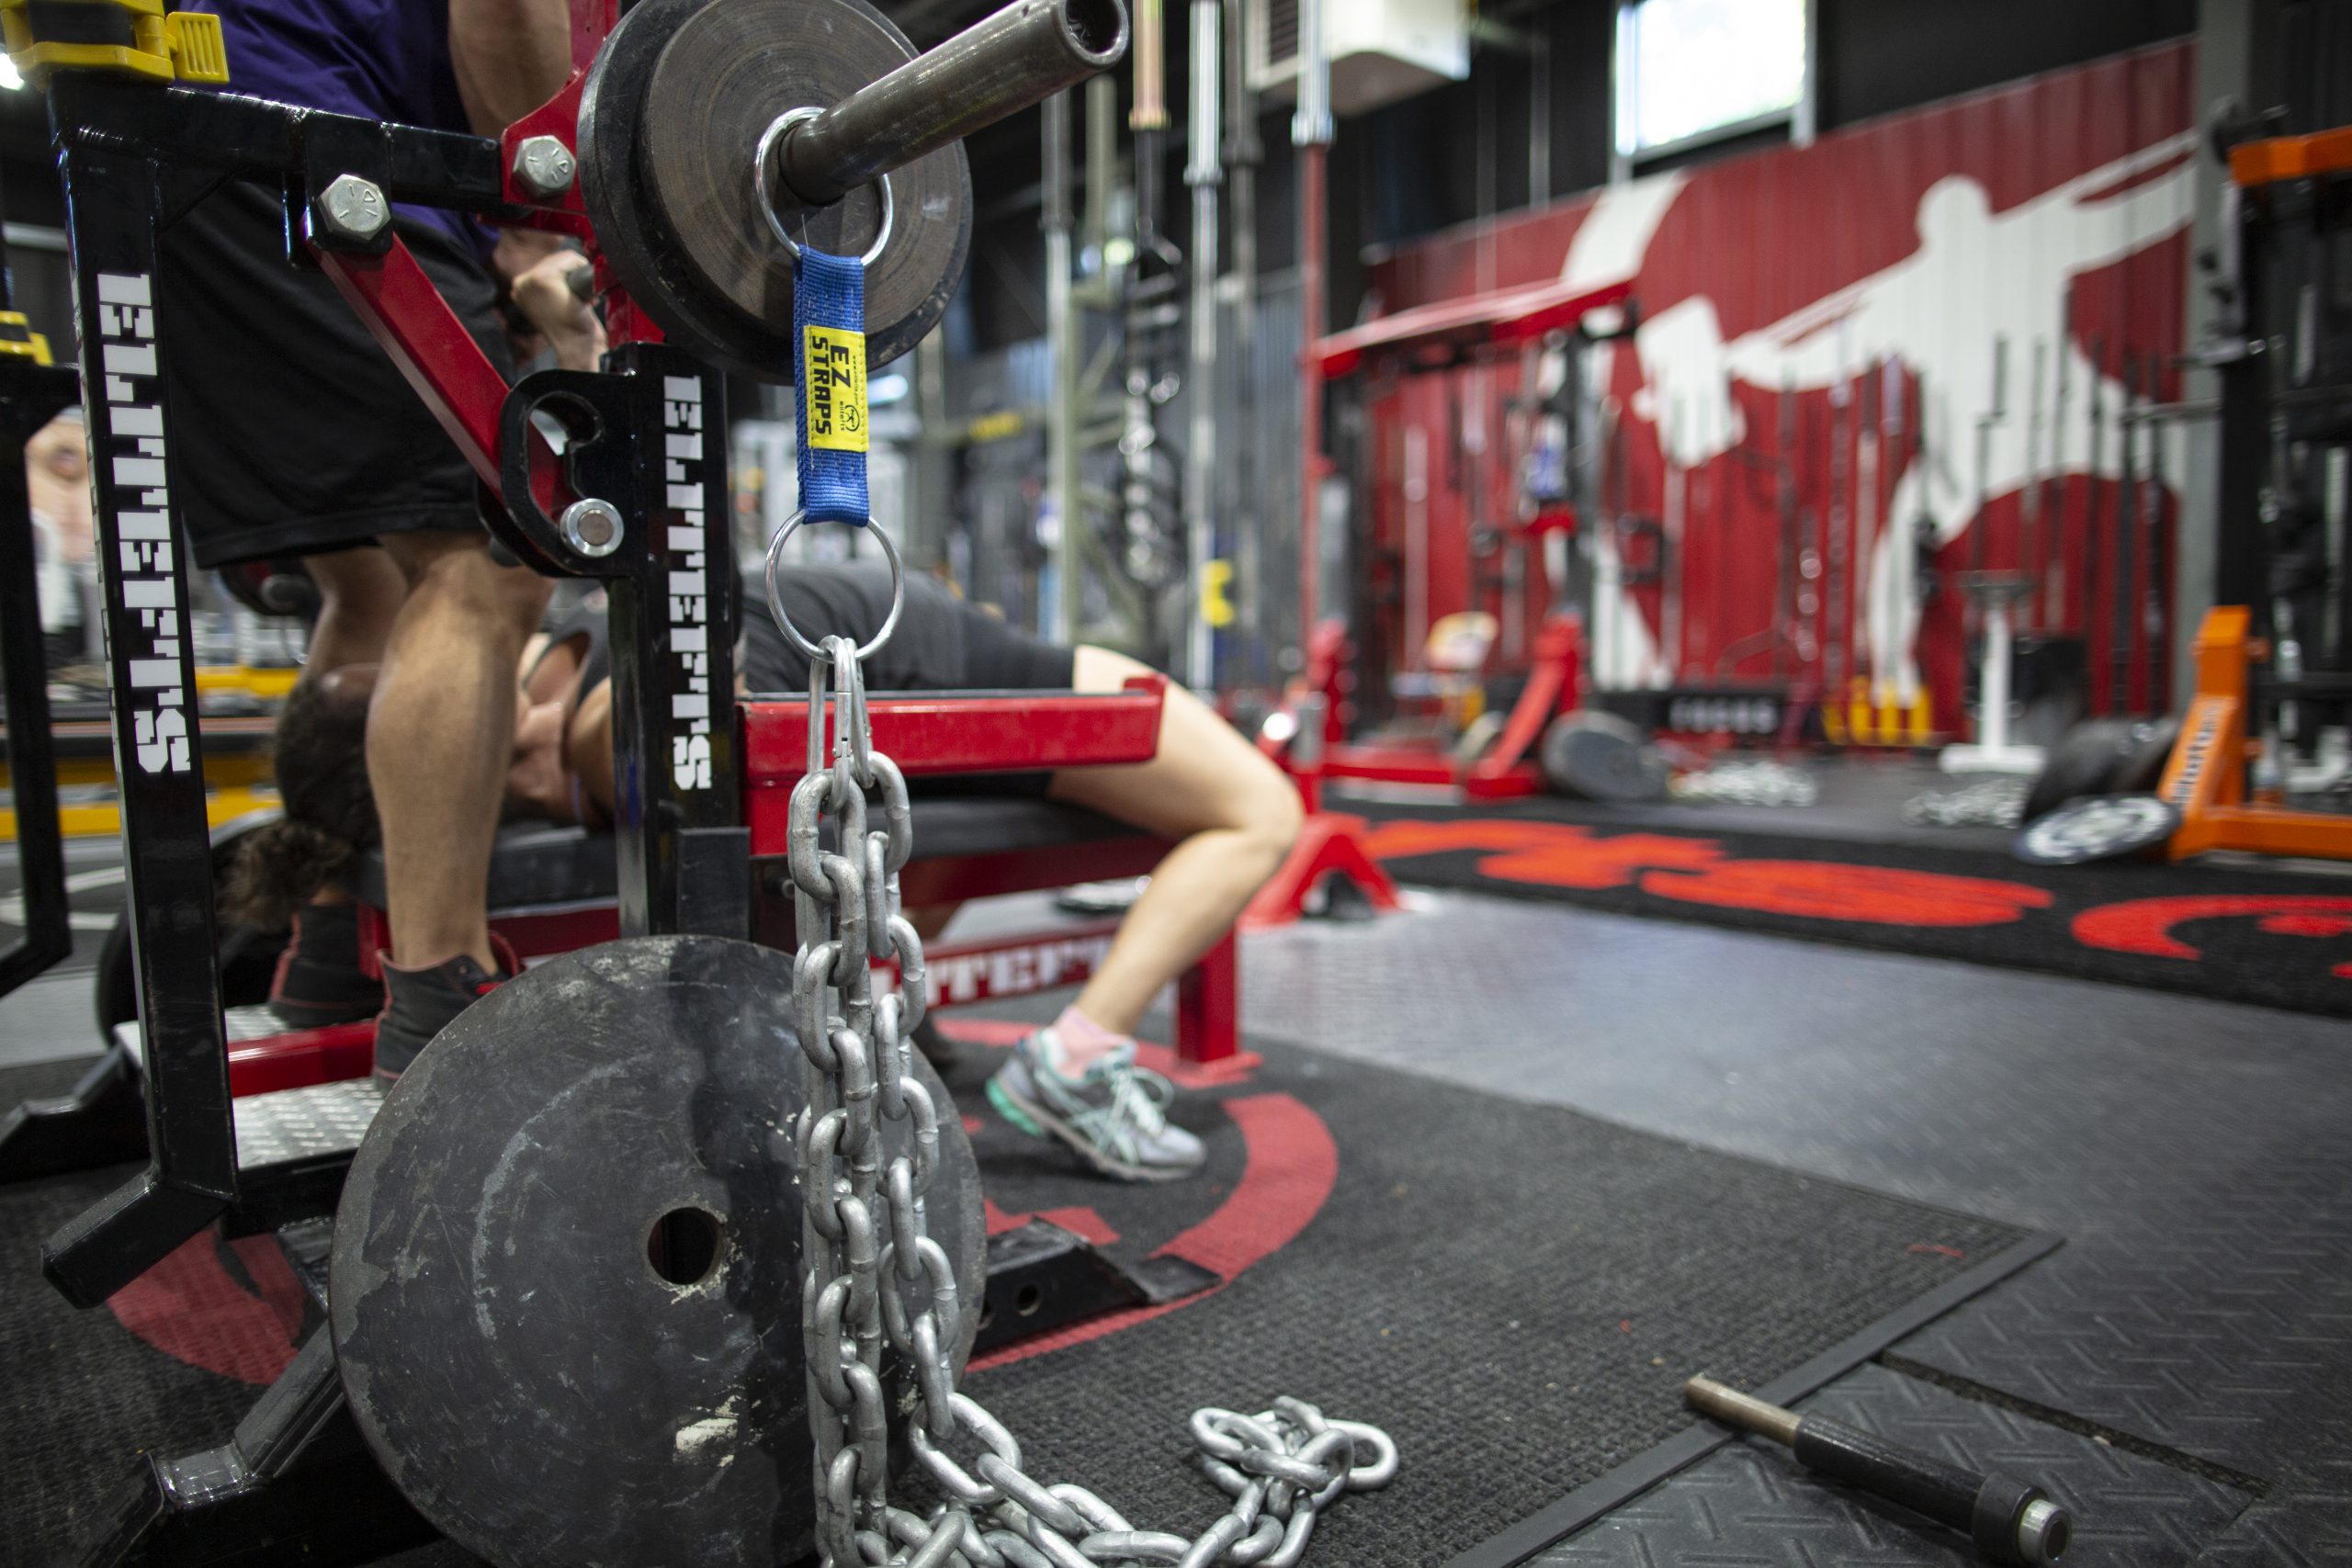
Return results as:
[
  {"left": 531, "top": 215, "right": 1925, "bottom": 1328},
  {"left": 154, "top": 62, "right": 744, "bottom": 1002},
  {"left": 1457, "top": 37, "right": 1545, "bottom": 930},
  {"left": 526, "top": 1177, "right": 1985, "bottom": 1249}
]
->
[
  {"left": 0, "top": 1035, "right": 2032, "bottom": 1567},
  {"left": 3, "top": 849, "right": 2349, "bottom": 1562},
  {"left": 1341, "top": 792, "right": 2352, "bottom": 1017},
  {"left": 1242, "top": 890, "right": 2352, "bottom": 1562}
]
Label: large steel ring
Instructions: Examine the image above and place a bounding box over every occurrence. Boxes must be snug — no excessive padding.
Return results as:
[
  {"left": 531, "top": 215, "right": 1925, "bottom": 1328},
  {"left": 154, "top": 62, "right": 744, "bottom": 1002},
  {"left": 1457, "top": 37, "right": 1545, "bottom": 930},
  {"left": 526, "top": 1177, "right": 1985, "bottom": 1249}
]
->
[
  {"left": 764, "top": 511, "right": 906, "bottom": 663},
  {"left": 576, "top": 0, "right": 970, "bottom": 381},
  {"left": 756, "top": 107, "right": 896, "bottom": 266}
]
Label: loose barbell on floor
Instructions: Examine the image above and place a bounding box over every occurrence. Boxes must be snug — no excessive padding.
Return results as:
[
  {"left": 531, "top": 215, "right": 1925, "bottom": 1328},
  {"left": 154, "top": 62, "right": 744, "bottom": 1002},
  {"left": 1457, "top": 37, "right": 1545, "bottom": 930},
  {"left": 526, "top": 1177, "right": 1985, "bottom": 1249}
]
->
[{"left": 1685, "top": 1376, "right": 2070, "bottom": 1566}]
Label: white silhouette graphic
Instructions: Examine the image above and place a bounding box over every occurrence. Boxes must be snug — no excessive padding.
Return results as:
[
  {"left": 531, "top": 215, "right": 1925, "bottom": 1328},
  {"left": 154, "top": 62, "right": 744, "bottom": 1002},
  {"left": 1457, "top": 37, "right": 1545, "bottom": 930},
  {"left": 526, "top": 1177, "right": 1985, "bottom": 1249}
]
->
[{"left": 1596, "top": 133, "right": 2195, "bottom": 698}]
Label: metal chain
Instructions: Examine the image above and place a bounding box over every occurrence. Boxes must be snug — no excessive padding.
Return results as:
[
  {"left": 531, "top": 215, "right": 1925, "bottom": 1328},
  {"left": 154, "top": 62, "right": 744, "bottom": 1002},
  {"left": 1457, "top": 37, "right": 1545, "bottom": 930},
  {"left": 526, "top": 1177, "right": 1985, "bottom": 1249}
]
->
[
  {"left": 786, "top": 585, "right": 1395, "bottom": 1568},
  {"left": 1901, "top": 775, "right": 2030, "bottom": 829},
  {"left": 1668, "top": 758, "right": 1821, "bottom": 808}
]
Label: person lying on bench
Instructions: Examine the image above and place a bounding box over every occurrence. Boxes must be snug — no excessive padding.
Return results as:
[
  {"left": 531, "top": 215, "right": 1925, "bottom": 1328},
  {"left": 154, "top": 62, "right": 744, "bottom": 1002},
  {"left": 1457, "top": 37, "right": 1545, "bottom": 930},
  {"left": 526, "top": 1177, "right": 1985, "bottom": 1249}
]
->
[{"left": 234, "top": 563, "right": 1302, "bottom": 1182}]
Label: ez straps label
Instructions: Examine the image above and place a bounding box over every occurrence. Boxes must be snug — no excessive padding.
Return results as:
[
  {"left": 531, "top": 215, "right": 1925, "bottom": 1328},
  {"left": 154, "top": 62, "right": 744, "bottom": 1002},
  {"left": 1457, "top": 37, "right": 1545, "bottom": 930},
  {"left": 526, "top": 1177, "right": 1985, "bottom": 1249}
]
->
[
  {"left": 792, "top": 247, "right": 870, "bottom": 524},
  {"left": 803, "top": 325, "right": 867, "bottom": 452}
]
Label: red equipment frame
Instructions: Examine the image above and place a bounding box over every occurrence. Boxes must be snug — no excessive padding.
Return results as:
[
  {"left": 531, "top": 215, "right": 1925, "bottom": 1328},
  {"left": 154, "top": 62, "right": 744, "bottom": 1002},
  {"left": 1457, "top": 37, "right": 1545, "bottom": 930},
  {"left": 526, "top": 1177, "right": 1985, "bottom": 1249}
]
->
[
  {"left": 1250, "top": 277, "right": 1632, "bottom": 923},
  {"left": 1314, "top": 276, "right": 1634, "bottom": 378},
  {"left": 1302, "top": 276, "right": 1627, "bottom": 793},
  {"left": 217, "top": 682, "right": 1249, "bottom": 1095},
  {"left": 1283, "top": 612, "right": 1585, "bottom": 801}
]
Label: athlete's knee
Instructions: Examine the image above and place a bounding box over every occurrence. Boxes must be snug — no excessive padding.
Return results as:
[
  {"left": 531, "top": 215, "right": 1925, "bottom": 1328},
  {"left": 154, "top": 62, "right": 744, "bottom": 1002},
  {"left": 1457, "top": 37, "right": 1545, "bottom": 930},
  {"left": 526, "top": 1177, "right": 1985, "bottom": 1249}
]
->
[
  {"left": 1246, "top": 771, "right": 1305, "bottom": 863},
  {"left": 387, "top": 531, "right": 550, "bottom": 635},
  {"left": 306, "top": 547, "right": 404, "bottom": 616},
  {"left": 1220, "top": 752, "right": 1303, "bottom": 869},
  {"left": 491, "top": 558, "right": 554, "bottom": 633}
]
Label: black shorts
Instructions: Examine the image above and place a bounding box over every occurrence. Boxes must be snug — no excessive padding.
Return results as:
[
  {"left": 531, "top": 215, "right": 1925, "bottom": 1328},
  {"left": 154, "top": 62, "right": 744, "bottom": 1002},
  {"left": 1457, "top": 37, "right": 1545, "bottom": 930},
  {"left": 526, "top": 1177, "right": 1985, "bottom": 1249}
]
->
[
  {"left": 157, "top": 178, "right": 513, "bottom": 570},
  {"left": 741, "top": 565, "right": 1075, "bottom": 695},
  {"left": 741, "top": 565, "right": 1077, "bottom": 798}
]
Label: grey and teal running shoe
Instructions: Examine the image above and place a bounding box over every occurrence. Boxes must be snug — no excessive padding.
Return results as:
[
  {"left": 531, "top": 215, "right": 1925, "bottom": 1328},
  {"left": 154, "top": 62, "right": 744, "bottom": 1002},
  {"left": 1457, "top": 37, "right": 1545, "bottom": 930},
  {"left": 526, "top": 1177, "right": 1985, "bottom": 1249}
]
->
[{"left": 986, "top": 1031, "right": 1205, "bottom": 1183}]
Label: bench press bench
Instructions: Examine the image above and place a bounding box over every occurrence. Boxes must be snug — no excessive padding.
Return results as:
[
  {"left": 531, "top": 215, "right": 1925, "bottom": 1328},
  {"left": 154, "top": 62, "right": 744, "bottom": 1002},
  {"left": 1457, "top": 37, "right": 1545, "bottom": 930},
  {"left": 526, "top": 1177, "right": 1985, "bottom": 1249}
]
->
[
  {"left": 5, "top": 679, "right": 1248, "bottom": 1201},
  {"left": 4, "top": 676, "right": 1233, "bottom": 1362}
]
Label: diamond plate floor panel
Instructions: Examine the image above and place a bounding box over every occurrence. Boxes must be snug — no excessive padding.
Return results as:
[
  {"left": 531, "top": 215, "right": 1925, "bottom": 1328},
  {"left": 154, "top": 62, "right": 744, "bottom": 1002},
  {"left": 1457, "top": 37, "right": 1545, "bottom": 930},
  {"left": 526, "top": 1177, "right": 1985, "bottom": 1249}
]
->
[
  {"left": 1887, "top": 1141, "right": 2352, "bottom": 1493},
  {"left": 111, "top": 1017, "right": 387, "bottom": 1170},
  {"left": 2188, "top": 1493, "right": 2352, "bottom": 1565},
  {"left": 232, "top": 1077, "right": 382, "bottom": 1169},
  {"left": 1236, "top": 892, "right": 2352, "bottom": 1559},
  {"left": 1536, "top": 1362, "right": 2249, "bottom": 1566}
]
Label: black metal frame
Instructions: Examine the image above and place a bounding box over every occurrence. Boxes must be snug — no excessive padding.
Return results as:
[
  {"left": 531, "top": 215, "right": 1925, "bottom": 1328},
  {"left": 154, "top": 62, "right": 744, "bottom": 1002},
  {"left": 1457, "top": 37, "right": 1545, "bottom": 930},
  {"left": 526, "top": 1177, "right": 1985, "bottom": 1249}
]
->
[
  {"left": 25, "top": 71, "right": 746, "bottom": 1314},
  {"left": 0, "top": 63, "right": 745, "bottom": 1566},
  {"left": 2214, "top": 152, "right": 2352, "bottom": 748},
  {"left": 495, "top": 354, "right": 746, "bottom": 940},
  {"left": 42, "top": 138, "right": 241, "bottom": 1308}
]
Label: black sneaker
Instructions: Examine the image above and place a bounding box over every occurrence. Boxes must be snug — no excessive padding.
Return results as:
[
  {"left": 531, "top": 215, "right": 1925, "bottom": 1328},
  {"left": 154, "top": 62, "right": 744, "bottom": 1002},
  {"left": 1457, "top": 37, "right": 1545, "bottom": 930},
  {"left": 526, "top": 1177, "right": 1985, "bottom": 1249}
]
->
[
  {"left": 372, "top": 936, "right": 518, "bottom": 1083},
  {"left": 266, "top": 901, "right": 384, "bottom": 1030}
]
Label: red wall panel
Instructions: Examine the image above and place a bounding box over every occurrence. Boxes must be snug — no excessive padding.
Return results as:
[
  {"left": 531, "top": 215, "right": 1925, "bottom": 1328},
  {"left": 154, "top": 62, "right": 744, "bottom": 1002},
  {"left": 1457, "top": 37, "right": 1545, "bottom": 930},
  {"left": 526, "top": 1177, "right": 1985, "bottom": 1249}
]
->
[{"left": 1361, "top": 41, "right": 2195, "bottom": 728}]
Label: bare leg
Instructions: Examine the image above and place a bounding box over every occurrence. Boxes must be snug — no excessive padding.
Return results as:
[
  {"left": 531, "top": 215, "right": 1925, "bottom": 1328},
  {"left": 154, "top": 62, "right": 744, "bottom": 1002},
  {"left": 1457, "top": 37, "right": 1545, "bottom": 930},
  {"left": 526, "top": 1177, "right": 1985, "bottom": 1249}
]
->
[
  {"left": 274, "top": 554, "right": 399, "bottom": 939},
  {"left": 370, "top": 532, "right": 549, "bottom": 969},
  {"left": 1046, "top": 648, "right": 1302, "bottom": 1037},
  {"left": 301, "top": 547, "right": 406, "bottom": 675}
]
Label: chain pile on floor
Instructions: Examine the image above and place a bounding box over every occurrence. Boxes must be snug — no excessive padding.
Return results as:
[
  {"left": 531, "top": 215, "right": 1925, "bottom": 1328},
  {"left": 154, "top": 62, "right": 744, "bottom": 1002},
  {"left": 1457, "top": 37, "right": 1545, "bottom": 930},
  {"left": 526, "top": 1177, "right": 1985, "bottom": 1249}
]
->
[
  {"left": 1901, "top": 776, "right": 2031, "bottom": 829},
  {"left": 780, "top": 558, "right": 1395, "bottom": 1568},
  {"left": 1669, "top": 759, "right": 1821, "bottom": 807}
]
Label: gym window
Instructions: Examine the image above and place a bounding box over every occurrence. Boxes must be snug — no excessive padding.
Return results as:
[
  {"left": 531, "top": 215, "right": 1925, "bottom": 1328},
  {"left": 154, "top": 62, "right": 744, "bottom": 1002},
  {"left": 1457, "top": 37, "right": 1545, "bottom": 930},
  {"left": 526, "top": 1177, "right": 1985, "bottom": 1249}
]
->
[{"left": 1612, "top": 0, "right": 1814, "bottom": 175}]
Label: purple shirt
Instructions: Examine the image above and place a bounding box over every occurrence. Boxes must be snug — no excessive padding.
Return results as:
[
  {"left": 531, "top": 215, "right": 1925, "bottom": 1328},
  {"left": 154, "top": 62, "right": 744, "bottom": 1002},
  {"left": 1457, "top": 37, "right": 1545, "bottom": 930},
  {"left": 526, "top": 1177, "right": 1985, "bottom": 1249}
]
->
[{"left": 210, "top": 0, "right": 484, "bottom": 253}]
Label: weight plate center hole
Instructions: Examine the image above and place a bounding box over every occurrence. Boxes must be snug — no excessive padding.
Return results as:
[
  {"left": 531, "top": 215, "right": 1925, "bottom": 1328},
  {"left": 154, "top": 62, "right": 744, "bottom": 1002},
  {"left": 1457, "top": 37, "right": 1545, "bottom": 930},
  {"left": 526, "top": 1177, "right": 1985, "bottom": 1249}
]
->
[{"left": 647, "top": 1205, "right": 728, "bottom": 1287}]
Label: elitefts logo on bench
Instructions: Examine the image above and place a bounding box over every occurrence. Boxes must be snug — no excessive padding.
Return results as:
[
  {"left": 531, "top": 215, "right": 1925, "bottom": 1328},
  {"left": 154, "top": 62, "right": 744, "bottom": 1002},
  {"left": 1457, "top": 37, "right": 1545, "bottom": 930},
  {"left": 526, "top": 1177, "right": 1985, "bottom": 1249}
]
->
[
  {"left": 662, "top": 374, "right": 714, "bottom": 793},
  {"left": 97, "top": 273, "right": 190, "bottom": 776}
]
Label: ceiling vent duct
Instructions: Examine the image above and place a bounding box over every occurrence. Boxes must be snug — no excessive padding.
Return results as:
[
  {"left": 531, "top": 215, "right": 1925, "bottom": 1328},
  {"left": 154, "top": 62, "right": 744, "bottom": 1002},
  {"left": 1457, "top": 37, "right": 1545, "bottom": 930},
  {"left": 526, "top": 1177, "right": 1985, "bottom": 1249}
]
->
[{"left": 1248, "top": 0, "right": 1469, "bottom": 118}]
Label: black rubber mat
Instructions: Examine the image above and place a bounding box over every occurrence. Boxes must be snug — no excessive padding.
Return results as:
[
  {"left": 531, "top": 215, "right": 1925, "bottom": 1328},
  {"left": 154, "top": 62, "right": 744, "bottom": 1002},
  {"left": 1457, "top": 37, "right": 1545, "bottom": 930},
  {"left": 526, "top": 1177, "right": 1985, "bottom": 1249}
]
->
[
  {"left": 0, "top": 1065, "right": 269, "bottom": 1567},
  {"left": 2, "top": 1038, "right": 2038, "bottom": 1568},
  {"left": 1345, "top": 795, "right": 2352, "bottom": 1017},
  {"left": 933, "top": 1030, "right": 2039, "bottom": 1568}
]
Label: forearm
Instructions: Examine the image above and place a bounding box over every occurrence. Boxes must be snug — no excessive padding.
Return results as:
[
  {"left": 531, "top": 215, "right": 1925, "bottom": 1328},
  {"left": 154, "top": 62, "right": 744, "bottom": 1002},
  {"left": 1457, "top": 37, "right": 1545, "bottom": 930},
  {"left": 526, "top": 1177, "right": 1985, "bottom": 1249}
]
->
[{"left": 447, "top": 0, "right": 574, "bottom": 135}]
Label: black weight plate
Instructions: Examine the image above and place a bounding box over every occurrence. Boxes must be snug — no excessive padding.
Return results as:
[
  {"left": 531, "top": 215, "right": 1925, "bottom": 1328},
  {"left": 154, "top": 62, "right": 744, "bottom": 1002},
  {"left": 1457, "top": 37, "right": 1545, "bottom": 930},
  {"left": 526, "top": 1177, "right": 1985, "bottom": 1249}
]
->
[
  {"left": 578, "top": 0, "right": 968, "bottom": 381},
  {"left": 2014, "top": 793, "right": 2181, "bottom": 865},
  {"left": 2109, "top": 716, "right": 2182, "bottom": 795},
  {"left": 2020, "top": 716, "right": 2140, "bottom": 822},
  {"left": 331, "top": 934, "right": 985, "bottom": 1568},
  {"left": 1542, "top": 710, "right": 1668, "bottom": 803}
]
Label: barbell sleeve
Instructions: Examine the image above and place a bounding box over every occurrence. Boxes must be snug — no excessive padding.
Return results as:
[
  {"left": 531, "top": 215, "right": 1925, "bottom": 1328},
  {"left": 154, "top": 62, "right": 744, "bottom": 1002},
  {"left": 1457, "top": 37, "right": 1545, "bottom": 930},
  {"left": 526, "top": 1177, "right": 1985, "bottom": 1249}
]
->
[
  {"left": 1684, "top": 1377, "right": 2071, "bottom": 1566},
  {"left": 775, "top": 0, "right": 1130, "bottom": 208}
]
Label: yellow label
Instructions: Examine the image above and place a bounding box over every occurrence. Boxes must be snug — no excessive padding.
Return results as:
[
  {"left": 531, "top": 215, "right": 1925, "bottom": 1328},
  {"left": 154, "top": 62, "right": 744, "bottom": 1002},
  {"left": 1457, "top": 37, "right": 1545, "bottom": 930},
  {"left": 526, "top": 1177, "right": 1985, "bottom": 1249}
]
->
[
  {"left": 802, "top": 324, "right": 868, "bottom": 453},
  {"left": 1201, "top": 558, "right": 1235, "bottom": 627},
  {"left": 966, "top": 410, "right": 1024, "bottom": 444}
]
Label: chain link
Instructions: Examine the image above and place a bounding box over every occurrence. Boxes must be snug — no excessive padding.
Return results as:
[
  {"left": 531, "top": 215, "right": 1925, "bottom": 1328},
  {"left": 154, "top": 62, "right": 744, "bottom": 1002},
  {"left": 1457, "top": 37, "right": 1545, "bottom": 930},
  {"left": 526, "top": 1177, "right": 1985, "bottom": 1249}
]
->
[
  {"left": 785, "top": 569, "right": 1394, "bottom": 1567},
  {"left": 1667, "top": 758, "right": 1821, "bottom": 808},
  {"left": 1901, "top": 774, "right": 2030, "bottom": 828}
]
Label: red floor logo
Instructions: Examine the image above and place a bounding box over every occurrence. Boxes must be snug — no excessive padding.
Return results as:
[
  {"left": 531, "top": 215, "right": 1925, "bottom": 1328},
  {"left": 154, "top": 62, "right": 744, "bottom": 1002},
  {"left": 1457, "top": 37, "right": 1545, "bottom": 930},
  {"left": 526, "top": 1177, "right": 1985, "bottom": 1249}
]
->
[
  {"left": 2074, "top": 894, "right": 2352, "bottom": 976},
  {"left": 107, "top": 1032, "right": 1339, "bottom": 1382},
  {"left": 1358, "top": 817, "right": 2052, "bottom": 926},
  {"left": 108, "top": 1232, "right": 306, "bottom": 1385},
  {"left": 932, "top": 1019, "right": 1339, "bottom": 1371}
]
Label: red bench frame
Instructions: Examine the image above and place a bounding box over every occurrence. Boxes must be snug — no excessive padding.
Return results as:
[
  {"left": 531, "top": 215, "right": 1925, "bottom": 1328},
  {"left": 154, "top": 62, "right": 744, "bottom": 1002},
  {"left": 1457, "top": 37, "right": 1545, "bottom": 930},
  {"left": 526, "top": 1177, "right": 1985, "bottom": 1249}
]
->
[{"left": 220, "top": 679, "right": 1250, "bottom": 1097}]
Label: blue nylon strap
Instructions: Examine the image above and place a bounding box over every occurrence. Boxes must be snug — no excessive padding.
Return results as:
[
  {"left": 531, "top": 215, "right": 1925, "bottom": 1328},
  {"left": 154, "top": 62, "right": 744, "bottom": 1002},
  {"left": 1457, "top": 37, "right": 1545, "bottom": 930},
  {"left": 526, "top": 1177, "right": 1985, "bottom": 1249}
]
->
[{"left": 793, "top": 247, "right": 869, "bottom": 525}]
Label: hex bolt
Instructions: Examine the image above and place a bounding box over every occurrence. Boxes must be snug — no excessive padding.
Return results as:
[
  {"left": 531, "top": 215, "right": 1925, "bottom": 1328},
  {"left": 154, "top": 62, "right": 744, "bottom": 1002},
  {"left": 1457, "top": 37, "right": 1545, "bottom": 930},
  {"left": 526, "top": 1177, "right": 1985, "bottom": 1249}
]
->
[
  {"left": 513, "top": 135, "right": 578, "bottom": 198},
  {"left": 315, "top": 174, "right": 389, "bottom": 243},
  {"left": 560, "top": 499, "right": 624, "bottom": 558}
]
